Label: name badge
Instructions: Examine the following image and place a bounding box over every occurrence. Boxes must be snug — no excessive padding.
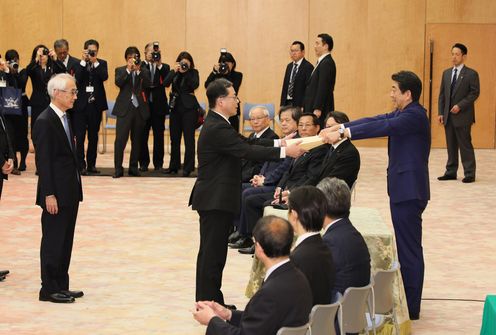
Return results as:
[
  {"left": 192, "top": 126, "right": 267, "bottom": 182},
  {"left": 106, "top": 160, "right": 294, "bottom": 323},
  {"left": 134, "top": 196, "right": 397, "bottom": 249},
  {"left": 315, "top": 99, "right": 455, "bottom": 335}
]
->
[
  {"left": 86, "top": 86, "right": 94, "bottom": 93},
  {"left": 0, "top": 80, "right": 6, "bottom": 88}
]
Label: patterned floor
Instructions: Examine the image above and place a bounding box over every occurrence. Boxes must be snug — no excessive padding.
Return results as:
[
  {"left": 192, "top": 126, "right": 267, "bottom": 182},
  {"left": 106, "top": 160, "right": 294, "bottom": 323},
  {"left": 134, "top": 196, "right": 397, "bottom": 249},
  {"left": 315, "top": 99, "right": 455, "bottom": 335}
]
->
[{"left": 0, "top": 146, "right": 494, "bottom": 334}]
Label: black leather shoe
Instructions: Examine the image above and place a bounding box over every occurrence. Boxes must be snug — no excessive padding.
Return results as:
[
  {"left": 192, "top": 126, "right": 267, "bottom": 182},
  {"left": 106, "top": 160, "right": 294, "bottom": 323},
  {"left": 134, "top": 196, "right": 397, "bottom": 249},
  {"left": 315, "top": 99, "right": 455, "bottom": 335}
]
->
[
  {"left": 87, "top": 167, "right": 100, "bottom": 174},
  {"left": 39, "top": 292, "right": 75, "bottom": 303},
  {"left": 238, "top": 245, "right": 255, "bottom": 255},
  {"left": 462, "top": 177, "right": 475, "bottom": 183},
  {"left": 80, "top": 168, "right": 88, "bottom": 176},
  {"left": 11, "top": 168, "right": 21, "bottom": 175},
  {"left": 229, "top": 236, "right": 253, "bottom": 249},
  {"left": 228, "top": 231, "right": 241, "bottom": 244},
  {"left": 182, "top": 171, "right": 191, "bottom": 177},
  {"left": 60, "top": 290, "right": 84, "bottom": 298},
  {"left": 128, "top": 169, "right": 141, "bottom": 177},
  {"left": 0, "top": 275, "right": 5, "bottom": 281},
  {"left": 438, "top": 174, "right": 456, "bottom": 181},
  {"left": 162, "top": 169, "right": 178, "bottom": 175},
  {"left": 113, "top": 170, "right": 124, "bottom": 178},
  {"left": 139, "top": 166, "right": 148, "bottom": 172},
  {"left": 154, "top": 166, "right": 162, "bottom": 171},
  {"left": 409, "top": 312, "right": 420, "bottom": 320},
  {"left": 19, "top": 162, "right": 26, "bottom": 171},
  {"left": 0, "top": 270, "right": 10, "bottom": 277}
]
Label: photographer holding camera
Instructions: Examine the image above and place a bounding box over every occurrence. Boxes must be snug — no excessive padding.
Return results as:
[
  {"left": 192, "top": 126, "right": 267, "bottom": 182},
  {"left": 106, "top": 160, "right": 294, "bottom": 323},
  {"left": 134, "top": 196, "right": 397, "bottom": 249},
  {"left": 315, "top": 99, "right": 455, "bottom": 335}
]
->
[
  {"left": 72, "top": 39, "right": 109, "bottom": 175},
  {"left": 204, "top": 50, "right": 243, "bottom": 131},
  {"left": 2, "top": 50, "right": 30, "bottom": 174},
  {"left": 26, "top": 45, "right": 57, "bottom": 136},
  {"left": 139, "top": 42, "right": 170, "bottom": 172},
  {"left": 112, "top": 47, "right": 151, "bottom": 178},
  {"left": 163, "top": 51, "right": 199, "bottom": 177}
]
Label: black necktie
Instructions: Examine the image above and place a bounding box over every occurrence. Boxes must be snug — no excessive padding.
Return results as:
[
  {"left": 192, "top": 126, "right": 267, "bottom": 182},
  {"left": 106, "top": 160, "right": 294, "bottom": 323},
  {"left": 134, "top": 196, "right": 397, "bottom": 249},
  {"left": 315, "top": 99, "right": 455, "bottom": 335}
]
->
[
  {"left": 450, "top": 68, "right": 458, "bottom": 97},
  {"left": 288, "top": 63, "right": 298, "bottom": 99}
]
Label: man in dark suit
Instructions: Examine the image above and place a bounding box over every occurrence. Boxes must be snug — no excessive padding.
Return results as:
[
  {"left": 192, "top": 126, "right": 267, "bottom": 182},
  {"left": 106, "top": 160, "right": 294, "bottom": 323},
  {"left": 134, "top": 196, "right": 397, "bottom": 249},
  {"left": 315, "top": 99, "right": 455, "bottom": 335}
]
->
[
  {"left": 193, "top": 215, "right": 312, "bottom": 335},
  {"left": 317, "top": 177, "right": 371, "bottom": 296},
  {"left": 112, "top": 46, "right": 151, "bottom": 178},
  {"left": 139, "top": 42, "right": 170, "bottom": 171},
  {"left": 280, "top": 41, "right": 314, "bottom": 108},
  {"left": 241, "top": 105, "right": 279, "bottom": 183},
  {"left": 32, "top": 73, "right": 83, "bottom": 303},
  {"left": 288, "top": 186, "right": 335, "bottom": 305},
  {"left": 73, "top": 39, "right": 108, "bottom": 175},
  {"left": 52, "top": 39, "right": 79, "bottom": 76},
  {"left": 189, "top": 78, "right": 306, "bottom": 305},
  {"left": 303, "top": 33, "right": 336, "bottom": 127},
  {"left": 438, "top": 43, "right": 479, "bottom": 183},
  {"left": 321, "top": 71, "right": 430, "bottom": 320},
  {"left": 237, "top": 113, "right": 326, "bottom": 254}
]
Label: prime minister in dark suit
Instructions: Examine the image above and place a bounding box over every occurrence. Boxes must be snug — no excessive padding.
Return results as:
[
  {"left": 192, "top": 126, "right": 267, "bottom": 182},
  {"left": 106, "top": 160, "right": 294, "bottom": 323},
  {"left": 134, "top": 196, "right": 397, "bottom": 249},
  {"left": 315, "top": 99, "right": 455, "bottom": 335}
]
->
[
  {"left": 193, "top": 216, "right": 312, "bottom": 335},
  {"left": 317, "top": 177, "right": 371, "bottom": 296},
  {"left": 112, "top": 47, "right": 151, "bottom": 178},
  {"left": 189, "top": 78, "right": 306, "bottom": 305},
  {"left": 280, "top": 41, "right": 314, "bottom": 108},
  {"left": 32, "top": 73, "right": 83, "bottom": 304},
  {"left": 321, "top": 71, "right": 430, "bottom": 320},
  {"left": 303, "top": 33, "right": 336, "bottom": 127},
  {"left": 438, "top": 43, "right": 479, "bottom": 183}
]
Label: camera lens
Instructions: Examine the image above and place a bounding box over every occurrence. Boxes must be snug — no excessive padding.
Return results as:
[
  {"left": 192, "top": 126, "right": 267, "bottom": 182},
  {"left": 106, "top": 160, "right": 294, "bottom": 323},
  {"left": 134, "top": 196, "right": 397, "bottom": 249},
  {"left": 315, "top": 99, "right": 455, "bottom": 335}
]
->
[
  {"left": 42, "top": 48, "right": 49, "bottom": 56},
  {"left": 88, "top": 50, "right": 96, "bottom": 57},
  {"left": 180, "top": 61, "right": 189, "bottom": 71},
  {"left": 134, "top": 58, "right": 141, "bottom": 65}
]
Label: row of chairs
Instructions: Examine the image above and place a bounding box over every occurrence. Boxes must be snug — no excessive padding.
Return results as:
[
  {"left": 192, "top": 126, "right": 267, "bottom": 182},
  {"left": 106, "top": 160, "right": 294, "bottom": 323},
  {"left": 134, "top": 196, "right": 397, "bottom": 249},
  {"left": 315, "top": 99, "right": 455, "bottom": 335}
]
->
[
  {"left": 278, "top": 262, "right": 400, "bottom": 335},
  {"left": 99, "top": 101, "right": 276, "bottom": 154}
]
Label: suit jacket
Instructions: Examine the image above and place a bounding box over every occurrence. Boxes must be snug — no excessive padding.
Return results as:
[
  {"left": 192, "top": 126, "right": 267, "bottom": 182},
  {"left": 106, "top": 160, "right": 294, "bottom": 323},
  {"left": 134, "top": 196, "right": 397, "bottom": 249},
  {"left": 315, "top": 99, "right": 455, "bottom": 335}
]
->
[
  {"left": 322, "top": 217, "right": 371, "bottom": 294},
  {"left": 303, "top": 54, "right": 336, "bottom": 120},
  {"left": 303, "top": 140, "right": 360, "bottom": 189},
  {"left": 206, "top": 261, "right": 312, "bottom": 335},
  {"left": 290, "top": 234, "right": 335, "bottom": 305},
  {"left": 74, "top": 59, "right": 109, "bottom": 113},
  {"left": 0, "top": 115, "right": 14, "bottom": 181},
  {"left": 190, "top": 111, "right": 281, "bottom": 215},
  {"left": 278, "top": 144, "right": 327, "bottom": 190},
  {"left": 113, "top": 66, "right": 151, "bottom": 120},
  {"left": 164, "top": 68, "right": 200, "bottom": 110},
  {"left": 280, "top": 58, "right": 314, "bottom": 107},
  {"left": 142, "top": 61, "right": 171, "bottom": 115},
  {"left": 241, "top": 128, "right": 279, "bottom": 182},
  {"left": 32, "top": 106, "right": 82, "bottom": 208},
  {"left": 26, "top": 61, "right": 55, "bottom": 108},
  {"left": 438, "top": 65, "right": 480, "bottom": 127},
  {"left": 346, "top": 101, "right": 430, "bottom": 203},
  {"left": 53, "top": 55, "right": 79, "bottom": 76}
]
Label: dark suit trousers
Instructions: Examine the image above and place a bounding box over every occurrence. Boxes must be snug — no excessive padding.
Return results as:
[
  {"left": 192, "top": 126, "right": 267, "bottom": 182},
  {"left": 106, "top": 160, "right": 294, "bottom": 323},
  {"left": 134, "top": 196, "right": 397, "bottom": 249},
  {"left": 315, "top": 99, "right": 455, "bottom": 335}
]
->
[
  {"left": 390, "top": 199, "right": 427, "bottom": 318},
  {"left": 196, "top": 210, "right": 233, "bottom": 304},
  {"left": 114, "top": 106, "right": 145, "bottom": 171},
  {"left": 169, "top": 101, "right": 196, "bottom": 173},
  {"left": 40, "top": 203, "right": 79, "bottom": 294},
  {"left": 237, "top": 186, "right": 276, "bottom": 235},
  {"left": 444, "top": 117, "right": 476, "bottom": 178},
  {"left": 242, "top": 191, "right": 274, "bottom": 236},
  {"left": 140, "top": 102, "right": 166, "bottom": 169},
  {"left": 73, "top": 103, "right": 102, "bottom": 170}
]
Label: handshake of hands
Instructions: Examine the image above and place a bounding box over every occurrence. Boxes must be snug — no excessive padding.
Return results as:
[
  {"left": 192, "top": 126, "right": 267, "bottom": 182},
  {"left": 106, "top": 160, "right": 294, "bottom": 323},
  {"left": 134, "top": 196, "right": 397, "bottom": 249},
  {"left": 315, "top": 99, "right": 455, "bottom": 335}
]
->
[{"left": 193, "top": 300, "right": 232, "bottom": 325}]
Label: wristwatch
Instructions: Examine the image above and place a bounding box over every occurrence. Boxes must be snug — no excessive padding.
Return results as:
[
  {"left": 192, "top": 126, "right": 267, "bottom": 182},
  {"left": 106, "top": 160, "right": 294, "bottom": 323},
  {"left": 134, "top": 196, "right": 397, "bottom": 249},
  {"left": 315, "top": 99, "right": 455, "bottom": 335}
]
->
[{"left": 338, "top": 127, "right": 345, "bottom": 139}]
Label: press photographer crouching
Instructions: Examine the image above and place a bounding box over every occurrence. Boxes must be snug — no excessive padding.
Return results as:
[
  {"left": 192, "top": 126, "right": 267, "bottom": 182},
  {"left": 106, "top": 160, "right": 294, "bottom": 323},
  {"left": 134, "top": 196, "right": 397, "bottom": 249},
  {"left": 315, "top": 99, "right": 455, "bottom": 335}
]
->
[
  {"left": 204, "top": 49, "right": 243, "bottom": 131},
  {"left": 163, "top": 51, "right": 199, "bottom": 177}
]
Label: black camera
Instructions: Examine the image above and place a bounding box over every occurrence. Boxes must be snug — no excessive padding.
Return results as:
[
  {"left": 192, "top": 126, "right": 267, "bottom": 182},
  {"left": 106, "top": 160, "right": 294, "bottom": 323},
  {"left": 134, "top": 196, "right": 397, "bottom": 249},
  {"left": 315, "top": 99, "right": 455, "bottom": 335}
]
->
[
  {"left": 88, "top": 50, "right": 96, "bottom": 57},
  {"left": 169, "top": 92, "right": 179, "bottom": 110},
  {"left": 8, "top": 61, "right": 19, "bottom": 70},
  {"left": 218, "top": 48, "right": 228, "bottom": 75},
  {"left": 42, "top": 48, "right": 49, "bottom": 56},
  {"left": 151, "top": 42, "right": 161, "bottom": 61},
  {"left": 180, "top": 61, "right": 189, "bottom": 71},
  {"left": 133, "top": 54, "right": 141, "bottom": 65}
]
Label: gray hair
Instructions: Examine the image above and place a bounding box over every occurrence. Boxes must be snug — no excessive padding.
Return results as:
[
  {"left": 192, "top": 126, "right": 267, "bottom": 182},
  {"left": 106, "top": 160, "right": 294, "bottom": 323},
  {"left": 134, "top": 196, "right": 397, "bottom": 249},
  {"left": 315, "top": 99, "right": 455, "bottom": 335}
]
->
[
  {"left": 316, "top": 177, "right": 351, "bottom": 218},
  {"left": 47, "top": 73, "right": 76, "bottom": 99},
  {"left": 249, "top": 105, "right": 270, "bottom": 119},
  {"left": 54, "top": 39, "right": 69, "bottom": 49}
]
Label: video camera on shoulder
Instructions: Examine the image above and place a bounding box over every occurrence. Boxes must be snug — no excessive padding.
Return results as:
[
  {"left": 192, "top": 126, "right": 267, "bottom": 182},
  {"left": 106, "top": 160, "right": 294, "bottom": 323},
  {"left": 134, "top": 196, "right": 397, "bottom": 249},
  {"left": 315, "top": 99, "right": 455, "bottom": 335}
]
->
[
  {"left": 218, "top": 48, "right": 228, "bottom": 75},
  {"left": 151, "top": 42, "right": 161, "bottom": 62}
]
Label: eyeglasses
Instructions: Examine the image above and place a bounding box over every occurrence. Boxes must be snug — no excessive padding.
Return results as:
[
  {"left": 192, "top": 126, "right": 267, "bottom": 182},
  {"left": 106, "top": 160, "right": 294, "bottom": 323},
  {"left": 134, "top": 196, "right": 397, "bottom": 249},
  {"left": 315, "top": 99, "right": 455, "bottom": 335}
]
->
[{"left": 58, "top": 89, "right": 78, "bottom": 96}]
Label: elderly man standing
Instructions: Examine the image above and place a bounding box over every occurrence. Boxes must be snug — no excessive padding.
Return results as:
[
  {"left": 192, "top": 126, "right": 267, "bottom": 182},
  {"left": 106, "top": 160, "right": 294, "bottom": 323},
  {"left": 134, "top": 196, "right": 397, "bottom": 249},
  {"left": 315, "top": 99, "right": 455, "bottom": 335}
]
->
[
  {"left": 33, "top": 73, "right": 83, "bottom": 303},
  {"left": 193, "top": 215, "right": 312, "bottom": 335},
  {"left": 241, "top": 105, "right": 279, "bottom": 183}
]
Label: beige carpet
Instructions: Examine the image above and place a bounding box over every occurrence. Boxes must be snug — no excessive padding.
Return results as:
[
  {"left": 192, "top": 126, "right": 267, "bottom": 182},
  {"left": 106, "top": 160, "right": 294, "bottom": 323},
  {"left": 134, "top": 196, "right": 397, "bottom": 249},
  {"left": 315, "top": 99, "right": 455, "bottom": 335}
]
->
[{"left": 0, "top": 146, "right": 494, "bottom": 334}]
